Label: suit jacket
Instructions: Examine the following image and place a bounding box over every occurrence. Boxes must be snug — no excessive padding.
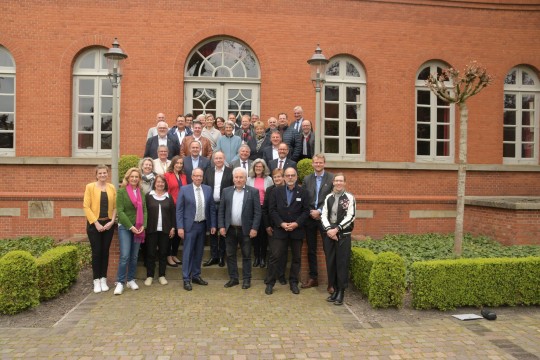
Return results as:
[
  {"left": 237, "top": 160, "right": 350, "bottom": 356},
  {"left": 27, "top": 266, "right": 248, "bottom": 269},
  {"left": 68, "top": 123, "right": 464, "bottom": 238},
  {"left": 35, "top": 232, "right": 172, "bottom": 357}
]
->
[
  {"left": 218, "top": 185, "right": 261, "bottom": 236},
  {"left": 180, "top": 135, "right": 213, "bottom": 159},
  {"left": 167, "top": 126, "right": 193, "bottom": 147},
  {"left": 269, "top": 184, "right": 310, "bottom": 239},
  {"left": 247, "top": 135, "right": 271, "bottom": 161},
  {"left": 230, "top": 158, "right": 253, "bottom": 171},
  {"left": 302, "top": 171, "right": 334, "bottom": 212},
  {"left": 235, "top": 127, "right": 255, "bottom": 143},
  {"left": 203, "top": 166, "right": 234, "bottom": 202},
  {"left": 183, "top": 156, "right": 210, "bottom": 184},
  {"left": 262, "top": 145, "right": 278, "bottom": 166},
  {"left": 297, "top": 131, "right": 315, "bottom": 161},
  {"left": 176, "top": 183, "right": 216, "bottom": 232},
  {"left": 268, "top": 158, "right": 297, "bottom": 173},
  {"left": 144, "top": 135, "right": 180, "bottom": 160}
]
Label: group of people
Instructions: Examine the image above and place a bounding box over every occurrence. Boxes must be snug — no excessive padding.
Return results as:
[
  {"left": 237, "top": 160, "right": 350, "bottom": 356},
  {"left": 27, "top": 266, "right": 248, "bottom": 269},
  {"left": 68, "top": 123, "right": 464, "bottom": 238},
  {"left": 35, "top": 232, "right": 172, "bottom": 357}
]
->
[{"left": 83, "top": 106, "right": 356, "bottom": 305}]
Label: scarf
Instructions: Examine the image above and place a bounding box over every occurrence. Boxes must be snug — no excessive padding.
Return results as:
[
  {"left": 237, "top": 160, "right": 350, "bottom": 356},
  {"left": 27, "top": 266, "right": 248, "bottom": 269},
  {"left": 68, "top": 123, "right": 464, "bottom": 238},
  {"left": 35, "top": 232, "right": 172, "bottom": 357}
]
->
[{"left": 127, "top": 184, "right": 145, "bottom": 243}]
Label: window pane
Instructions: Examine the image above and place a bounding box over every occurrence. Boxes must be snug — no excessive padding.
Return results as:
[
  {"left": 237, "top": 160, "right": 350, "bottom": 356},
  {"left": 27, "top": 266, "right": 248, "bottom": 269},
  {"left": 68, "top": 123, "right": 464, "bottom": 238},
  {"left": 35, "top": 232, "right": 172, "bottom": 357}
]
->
[
  {"left": 187, "top": 52, "right": 204, "bottom": 76},
  {"left": 346, "top": 105, "right": 358, "bottom": 120},
  {"left": 78, "top": 115, "right": 94, "bottom": 131},
  {"left": 101, "top": 79, "right": 112, "bottom": 96},
  {"left": 78, "top": 134, "right": 93, "bottom": 149},
  {"left": 0, "top": 113, "right": 14, "bottom": 130},
  {"left": 522, "top": 126, "right": 534, "bottom": 142},
  {"left": 324, "top": 120, "right": 339, "bottom": 136},
  {"left": 346, "top": 121, "right": 360, "bottom": 137},
  {"left": 417, "top": 124, "right": 430, "bottom": 139},
  {"left": 346, "top": 62, "right": 360, "bottom": 77},
  {"left": 416, "top": 107, "right": 430, "bottom": 122},
  {"left": 100, "top": 97, "right": 112, "bottom": 114},
  {"left": 101, "top": 116, "right": 112, "bottom": 131},
  {"left": 346, "top": 87, "right": 360, "bottom": 102},
  {"left": 325, "top": 86, "right": 339, "bottom": 101},
  {"left": 503, "top": 111, "right": 516, "bottom": 125},
  {"left": 522, "top": 95, "right": 535, "bottom": 110},
  {"left": 522, "top": 111, "right": 532, "bottom": 126},
  {"left": 436, "top": 96, "right": 449, "bottom": 106},
  {"left": 0, "top": 95, "right": 14, "bottom": 112},
  {"left": 78, "top": 97, "right": 94, "bottom": 113},
  {"left": 437, "top": 108, "right": 449, "bottom": 123},
  {"left": 437, "top": 124, "right": 450, "bottom": 140},
  {"left": 503, "top": 143, "right": 515, "bottom": 157},
  {"left": 522, "top": 143, "right": 534, "bottom": 158},
  {"left": 504, "top": 94, "right": 516, "bottom": 109},
  {"left": 346, "top": 138, "right": 360, "bottom": 154},
  {"left": 0, "top": 133, "right": 13, "bottom": 148},
  {"left": 505, "top": 70, "right": 516, "bottom": 85},
  {"left": 325, "top": 138, "right": 339, "bottom": 153},
  {"left": 417, "top": 90, "right": 430, "bottom": 105},
  {"left": 78, "top": 52, "right": 95, "bottom": 69},
  {"left": 79, "top": 79, "right": 94, "bottom": 96},
  {"left": 325, "top": 103, "right": 339, "bottom": 119},
  {"left": 417, "top": 140, "right": 430, "bottom": 155},
  {"left": 207, "top": 53, "right": 222, "bottom": 69},
  {"left": 417, "top": 66, "right": 430, "bottom": 81},
  {"left": 240, "top": 100, "right": 252, "bottom": 111},
  {"left": 326, "top": 61, "right": 339, "bottom": 76},
  {"left": 503, "top": 127, "right": 515, "bottom": 141},
  {"left": 436, "top": 141, "right": 449, "bottom": 156},
  {"left": 101, "top": 134, "right": 112, "bottom": 150},
  {"left": 0, "top": 48, "right": 14, "bottom": 67},
  {"left": 0, "top": 77, "right": 14, "bottom": 93},
  {"left": 232, "top": 64, "right": 245, "bottom": 77},
  {"left": 244, "top": 53, "right": 259, "bottom": 77},
  {"left": 522, "top": 71, "right": 535, "bottom": 86}
]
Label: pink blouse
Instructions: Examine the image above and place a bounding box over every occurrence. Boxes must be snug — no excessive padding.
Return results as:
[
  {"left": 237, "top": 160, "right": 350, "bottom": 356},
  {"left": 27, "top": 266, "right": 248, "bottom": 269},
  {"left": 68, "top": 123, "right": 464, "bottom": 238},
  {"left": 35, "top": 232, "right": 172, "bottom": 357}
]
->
[{"left": 254, "top": 177, "right": 265, "bottom": 205}]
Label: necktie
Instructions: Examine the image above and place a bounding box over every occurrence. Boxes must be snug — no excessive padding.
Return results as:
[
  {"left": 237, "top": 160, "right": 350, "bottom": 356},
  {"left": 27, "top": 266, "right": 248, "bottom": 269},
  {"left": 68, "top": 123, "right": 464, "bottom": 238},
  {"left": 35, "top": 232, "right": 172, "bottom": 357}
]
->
[
  {"left": 242, "top": 161, "right": 247, "bottom": 170},
  {"left": 195, "top": 187, "right": 203, "bottom": 221},
  {"left": 279, "top": 160, "right": 283, "bottom": 169},
  {"left": 315, "top": 176, "right": 321, "bottom": 208}
]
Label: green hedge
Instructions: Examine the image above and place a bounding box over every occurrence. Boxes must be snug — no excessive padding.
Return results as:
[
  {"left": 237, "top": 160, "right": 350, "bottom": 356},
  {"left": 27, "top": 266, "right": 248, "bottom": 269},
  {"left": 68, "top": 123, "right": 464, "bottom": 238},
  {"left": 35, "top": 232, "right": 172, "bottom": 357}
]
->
[
  {"left": 0, "top": 251, "right": 40, "bottom": 314},
  {"left": 296, "top": 158, "right": 313, "bottom": 184},
  {"left": 411, "top": 257, "right": 540, "bottom": 310},
  {"left": 350, "top": 247, "right": 377, "bottom": 296},
  {"left": 368, "top": 252, "right": 406, "bottom": 308},
  {"left": 37, "top": 246, "right": 80, "bottom": 300},
  {"left": 119, "top": 155, "right": 141, "bottom": 182}
]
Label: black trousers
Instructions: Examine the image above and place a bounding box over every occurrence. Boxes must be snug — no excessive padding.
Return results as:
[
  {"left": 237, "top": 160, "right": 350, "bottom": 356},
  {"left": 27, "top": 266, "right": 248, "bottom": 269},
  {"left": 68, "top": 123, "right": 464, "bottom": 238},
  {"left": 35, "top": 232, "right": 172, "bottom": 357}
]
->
[
  {"left": 225, "top": 226, "right": 252, "bottom": 280},
  {"left": 87, "top": 220, "right": 114, "bottom": 280},
  {"left": 252, "top": 222, "right": 268, "bottom": 260},
  {"left": 265, "top": 234, "right": 302, "bottom": 285},
  {"left": 304, "top": 217, "right": 324, "bottom": 279},
  {"left": 323, "top": 233, "right": 351, "bottom": 290},
  {"left": 146, "top": 231, "right": 169, "bottom": 277},
  {"left": 169, "top": 233, "right": 181, "bottom": 258}
]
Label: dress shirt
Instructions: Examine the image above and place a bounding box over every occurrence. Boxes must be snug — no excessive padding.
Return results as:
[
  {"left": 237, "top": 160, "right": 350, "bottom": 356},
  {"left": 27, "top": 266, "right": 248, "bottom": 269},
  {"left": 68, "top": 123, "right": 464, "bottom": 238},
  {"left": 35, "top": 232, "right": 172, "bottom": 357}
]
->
[
  {"left": 272, "top": 147, "right": 278, "bottom": 160},
  {"left": 158, "top": 135, "right": 168, "bottom": 146},
  {"left": 213, "top": 166, "right": 224, "bottom": 202},
  {"left": 175, "top": 128, "right": 187, "bottom": 145},
  {"left": 286, "top": 186, "right": 294, "bottom": 206},
  {"left": 315, "top": 172, "right": 324, "bottom": 211},
  {"left": 231, "top": 187, "right": 245, "bottom": 226},
  {"left": 191, "top": 156, "right": 200, "bottom": 169}
]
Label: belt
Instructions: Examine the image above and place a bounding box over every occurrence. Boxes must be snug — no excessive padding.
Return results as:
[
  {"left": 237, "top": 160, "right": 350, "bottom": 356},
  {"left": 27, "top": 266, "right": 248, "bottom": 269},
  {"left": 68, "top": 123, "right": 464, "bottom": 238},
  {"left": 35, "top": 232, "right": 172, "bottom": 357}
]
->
[
  {"left": 98, "top": 218, "right": 110, "bottom": 221},
  {"left": 194, "top": 220, "right": 206, "bottom": 223}
]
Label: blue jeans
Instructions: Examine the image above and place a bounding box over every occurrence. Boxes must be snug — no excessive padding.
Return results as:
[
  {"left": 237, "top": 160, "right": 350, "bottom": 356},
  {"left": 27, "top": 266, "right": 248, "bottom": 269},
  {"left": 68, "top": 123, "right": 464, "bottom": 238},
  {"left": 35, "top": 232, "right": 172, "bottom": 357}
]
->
[{"left": 116, "top": 225, "right": 141, "bottom": 283}]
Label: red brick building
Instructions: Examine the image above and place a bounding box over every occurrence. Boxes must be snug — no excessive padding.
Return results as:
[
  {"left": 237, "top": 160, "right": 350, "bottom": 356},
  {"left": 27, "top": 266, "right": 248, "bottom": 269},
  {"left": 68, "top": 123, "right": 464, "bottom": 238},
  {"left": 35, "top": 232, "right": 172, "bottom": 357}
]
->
[{"left": 1, "top": 0, "right": 539, "bottom": 244}]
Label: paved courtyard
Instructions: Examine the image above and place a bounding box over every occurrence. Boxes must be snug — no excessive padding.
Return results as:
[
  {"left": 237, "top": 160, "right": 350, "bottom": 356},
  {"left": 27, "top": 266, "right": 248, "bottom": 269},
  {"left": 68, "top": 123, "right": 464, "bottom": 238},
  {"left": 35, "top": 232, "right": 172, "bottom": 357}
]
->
[{"left": 1, "top": 281, "right": 539, "bottom": 359}]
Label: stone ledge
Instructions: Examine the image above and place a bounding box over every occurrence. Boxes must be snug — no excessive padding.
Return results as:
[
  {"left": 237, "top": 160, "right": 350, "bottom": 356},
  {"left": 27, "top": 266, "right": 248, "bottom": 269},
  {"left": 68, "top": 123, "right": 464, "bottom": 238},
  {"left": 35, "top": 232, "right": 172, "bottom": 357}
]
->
[
  {"left": 0, "top": 208, "right": 20, "bottom": 216},
  {"left": 0, "top": 157, "right": 111, "bottom": 165},
  {"left": 61, "top": 208, "right": 85, "bottom": 217},
  {"left": 410, "top": 210, "right": 457, "bottom": 218},
  {"left": 356, "top": 210, "right": 374, "bottom": 218},
  {"left": 465, "top": 196, "right": 540, "bottom": 210}
]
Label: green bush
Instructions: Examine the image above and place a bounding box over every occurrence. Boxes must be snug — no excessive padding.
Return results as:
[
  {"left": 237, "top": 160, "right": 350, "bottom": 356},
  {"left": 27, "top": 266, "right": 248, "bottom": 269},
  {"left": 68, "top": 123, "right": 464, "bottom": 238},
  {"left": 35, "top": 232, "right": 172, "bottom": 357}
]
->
[
  {"left": 0, "top": 236, "right": 56, "bottom": 258},
  {"left": 57, "top": 242, "right": 92, "bottom": 269},
  {"left": 119, "top": 154, "right": 141, "bottom": 182},
  {"left": 411, "top": 257, "right": 540, "bottom": 310},
  {"left": 37, "top": 246, "right": 80, "bottom": 301},
  {"left": 296, "top": 158, "right": 313, "bottom": 184},
  {"left": 0, "top": 251, "right": 40, "bottom": 314},
  {"left": 368, "top": 252, "right": 406, "bottom": 308},
  {"left": 350, "top": 247, "right": 377, "bottom": 296}
]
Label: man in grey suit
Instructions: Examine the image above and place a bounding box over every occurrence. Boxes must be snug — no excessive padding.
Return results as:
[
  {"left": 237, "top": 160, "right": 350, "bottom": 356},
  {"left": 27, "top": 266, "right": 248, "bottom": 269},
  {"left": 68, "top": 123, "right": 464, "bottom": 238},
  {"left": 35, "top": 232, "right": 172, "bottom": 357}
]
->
[
  {"left": 301, "top": 154, "right": 334, "bottom": 290},
  {"left": 268, "top": 143, "right": 297, "bottom": 173},
  {"left": 218, "top": 167, "right": 261, "bottom": 289},
  {"left": 229, "top": 144, "right": 253, "bottom": 171}
]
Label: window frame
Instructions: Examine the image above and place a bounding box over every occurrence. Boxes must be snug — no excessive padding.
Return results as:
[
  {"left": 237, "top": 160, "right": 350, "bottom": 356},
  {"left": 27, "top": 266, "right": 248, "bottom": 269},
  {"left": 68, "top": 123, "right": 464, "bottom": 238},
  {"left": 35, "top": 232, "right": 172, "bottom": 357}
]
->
[{"left": 0, "top": 46, "right": 16, "bottom": 157}]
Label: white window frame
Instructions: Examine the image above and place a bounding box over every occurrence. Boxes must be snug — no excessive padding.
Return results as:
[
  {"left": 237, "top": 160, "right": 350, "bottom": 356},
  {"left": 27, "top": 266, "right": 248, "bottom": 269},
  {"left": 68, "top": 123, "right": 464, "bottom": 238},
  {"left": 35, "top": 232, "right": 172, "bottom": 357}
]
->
[
  {"left": 72, "top": 47, "right": 114, "bottom": 158},
  {"left": 322, "top": 56, "right": 366, "bottom": 161},
  {"left": 503, "top": 65, "right": 539, "bottom": 165},
  {"left": 415, "top": 61, "right": 455, "bottom": 163},
  {"left": 0, "top": 46, "right": 15, "bottom": 157}
]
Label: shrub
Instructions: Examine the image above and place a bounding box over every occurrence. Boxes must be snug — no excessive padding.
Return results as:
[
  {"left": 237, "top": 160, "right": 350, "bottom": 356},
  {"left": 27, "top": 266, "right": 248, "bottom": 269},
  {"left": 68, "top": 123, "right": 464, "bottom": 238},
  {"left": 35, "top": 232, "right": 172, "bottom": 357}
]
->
[
  {"left": 0, "top": 236, "right": 56, "bottom": 258},
  {"left": 37, "top": 246, "right": 80, "bottom": 300},
  {"left": 0, "top": 251, "right": 40, "bottom": 314},
  {"left": 119, "top": 155, "right": 141, "bottom": 182},
  {"left": 411, "top": 257, "right": 540, "bottom": 310},
  {"left": 57, "top": 241, "right": 92, "bottom": 269},
  {"left": 368, "top": 252, "right": 406, "bottom": 308},
  {"left": 296, "top": 158, "right": 313, "bottom": 184},
  {"left": 350, "top": 247, "right": 376, "bottom": 296}
]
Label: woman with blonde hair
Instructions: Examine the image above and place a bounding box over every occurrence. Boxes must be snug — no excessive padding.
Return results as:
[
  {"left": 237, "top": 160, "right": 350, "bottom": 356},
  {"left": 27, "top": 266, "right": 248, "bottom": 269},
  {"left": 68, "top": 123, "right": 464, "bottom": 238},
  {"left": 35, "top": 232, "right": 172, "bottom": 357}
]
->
[
  {"left": 83, "top": 165, "right": 117, "bottom": 293},
  {"left": 114, "top": 167, "right": 147, "bottom": 295},
  {"left": 139, "top": 157, "right": 156, "bottom": 194}
]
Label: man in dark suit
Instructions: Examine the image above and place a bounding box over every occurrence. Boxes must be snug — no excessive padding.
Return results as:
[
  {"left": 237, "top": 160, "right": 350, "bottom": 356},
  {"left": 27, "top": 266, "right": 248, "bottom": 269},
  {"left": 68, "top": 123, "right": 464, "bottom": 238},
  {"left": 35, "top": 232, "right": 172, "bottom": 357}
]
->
[
  {"left": 144, "top": 121, "right": 180, "bottom": 160},
  {"left": 229, "top": 144, "right": 253, "bottom": 171},
  {"left": 176, "top": 168, "right": 217, "bottom": 291},
  {"left": 298, "top": 119, "right": 315, "bottom": 162},
  {"left": 301, "top": 154, "right": 334, "bottom": 289},
  {"left": 265, "top": 167, "right": 310, "bottom": 295},
  {"left": 262, "top": 131, "right": 282, "bottom": 166},
  {"left": 202, "top": 151, "right": 234, "bottom": 267},
  {"left": 218, "top": 167, "right": 261, "bottom": 289},
  {"left": 268, "top": 143, "right": 297, "bottom": 173},
  {"left": 277, "top": 113, "right": 302, "bottom": 162},
  {"left": 168, "top": 114, "right": 193, "bottom": 148},
  {"left": 183, "top": 140, "right": 210, "bottom": 184}
]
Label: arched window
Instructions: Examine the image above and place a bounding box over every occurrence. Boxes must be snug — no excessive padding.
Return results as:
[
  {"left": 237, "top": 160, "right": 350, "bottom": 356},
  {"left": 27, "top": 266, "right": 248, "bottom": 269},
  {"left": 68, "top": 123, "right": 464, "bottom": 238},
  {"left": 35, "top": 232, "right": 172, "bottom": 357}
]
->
[
  {"left": 0, "top": 46, "right": 15, "bottom": 156},
  {"left": 184, "top": 38, "right": 260, "bottom": 122},
  {"left": 503, "top": 66, "right": 539, "bottom": 164},
  {"left": 72, "top": 47, "right": 113, "bottom": 157},
  {"left": 415, "top": 61, "right": 455, "bottom": 163},
  {"left": 323, "top": 56, "right": 366, "bottom": 160}
]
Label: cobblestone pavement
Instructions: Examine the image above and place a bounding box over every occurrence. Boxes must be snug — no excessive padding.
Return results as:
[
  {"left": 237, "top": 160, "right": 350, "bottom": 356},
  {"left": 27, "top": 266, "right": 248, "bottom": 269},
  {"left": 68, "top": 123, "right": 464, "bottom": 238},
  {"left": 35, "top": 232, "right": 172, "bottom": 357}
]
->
[{"left": 1, "top": 281, "right": 539, "bottom": 359}]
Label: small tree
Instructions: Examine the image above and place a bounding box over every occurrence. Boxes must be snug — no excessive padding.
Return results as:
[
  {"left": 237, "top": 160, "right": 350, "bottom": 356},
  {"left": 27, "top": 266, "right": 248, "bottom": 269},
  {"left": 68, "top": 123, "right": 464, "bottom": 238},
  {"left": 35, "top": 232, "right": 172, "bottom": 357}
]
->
[{"left": 426, "top": 62, "right": 493, "bottom": 255}]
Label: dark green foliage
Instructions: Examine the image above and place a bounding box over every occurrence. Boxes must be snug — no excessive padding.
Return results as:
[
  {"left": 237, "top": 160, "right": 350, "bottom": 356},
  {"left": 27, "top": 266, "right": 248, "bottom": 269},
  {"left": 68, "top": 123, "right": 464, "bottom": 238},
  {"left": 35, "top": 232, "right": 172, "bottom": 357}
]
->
[
  {"left": 119, "top": 155, "right": 141, "bottom": 182},
  {"left": 411, "top": 257, "right": 540, "bottom": 310},
  {"left": 56, "top": 242, "right": 92, "bottom": 269},
  {"left": 0, "top": 236, "right": 55, "bottom": 258},
  {"left": 296, "top": 158, "right": 313, "bottom": 184},
  {"left": 0, "top": 251, "right": 40, "bottom": 314},
  {"left": 368, "top": 252, "right": 406, "bottom": 308},
  {"left": 37, "top": 246, "right": 80, "bottom": 301},
  {"left": 350, "top": 247, "right": 376, "bottom": 296}
]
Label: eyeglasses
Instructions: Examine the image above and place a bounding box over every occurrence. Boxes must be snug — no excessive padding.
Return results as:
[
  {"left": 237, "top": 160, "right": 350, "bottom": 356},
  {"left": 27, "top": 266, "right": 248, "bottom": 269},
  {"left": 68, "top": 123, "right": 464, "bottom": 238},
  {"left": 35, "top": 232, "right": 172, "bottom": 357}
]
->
[{"left": 284, "top": 174, "right": 296, "bottom": 178}]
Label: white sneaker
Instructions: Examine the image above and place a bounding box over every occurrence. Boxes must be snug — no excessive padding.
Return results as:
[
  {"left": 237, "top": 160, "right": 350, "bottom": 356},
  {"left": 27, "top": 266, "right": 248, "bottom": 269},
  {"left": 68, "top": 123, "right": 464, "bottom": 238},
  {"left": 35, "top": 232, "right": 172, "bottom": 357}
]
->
[
  {"left": 100, "top": 278, "right": 109, "bottom": 292},
  {"left": 114, "top": 283, "right": 124, "bottom": 295},
  {"left": 159, "top": 276, "right": 168, "bottom": 285},
  {"left": 93, "top": 279, "right": 102, "bottom": 293},
  {"left": 144, "top": 277, "right": 153, "bottom": 286},
  {"left": 127, "top": 280, "right": 139, "bottom": 290}
]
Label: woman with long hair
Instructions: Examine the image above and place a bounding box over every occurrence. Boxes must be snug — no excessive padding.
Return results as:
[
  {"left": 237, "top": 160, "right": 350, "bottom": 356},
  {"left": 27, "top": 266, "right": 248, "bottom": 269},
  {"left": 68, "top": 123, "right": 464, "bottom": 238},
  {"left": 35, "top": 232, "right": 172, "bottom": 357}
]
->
[{"left": 164, "top": 155, "right": 187, "bottom": 267}]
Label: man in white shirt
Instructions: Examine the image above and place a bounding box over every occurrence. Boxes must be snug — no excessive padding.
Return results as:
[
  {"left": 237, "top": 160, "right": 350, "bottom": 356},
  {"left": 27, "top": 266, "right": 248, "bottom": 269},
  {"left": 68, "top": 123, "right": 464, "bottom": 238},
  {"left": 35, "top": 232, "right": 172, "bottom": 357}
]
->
[
  {"left": 168, "top": 115, "right": 193, "bottom": 148},
  {"left": 292, "top": 106, "right": 304, "bottom": 133}
]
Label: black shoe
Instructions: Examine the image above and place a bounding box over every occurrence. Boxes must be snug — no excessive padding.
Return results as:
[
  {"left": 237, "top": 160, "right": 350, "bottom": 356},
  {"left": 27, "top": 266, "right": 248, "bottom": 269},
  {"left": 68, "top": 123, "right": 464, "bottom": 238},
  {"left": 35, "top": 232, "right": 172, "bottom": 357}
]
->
[
  {"left": 218, "top": 257, "right": 225, "bottom": 267},
  {"left": 183, "top": 281, "right": 192, "bottom": 291},
  {"left": 265, "top": 284, "right": 273, "bottom": 295},
  {"left": 224, "top": 279, "right": 239, "bottom": 288},
  {"left": 203, "top": 258, "right": 219, "bottom": 267},
  {"left": 253, "top": 257, "right": 260, "bottom": 267},
  {"left": 290, "top": 283, "right": 300, "bottom": 295},
  {"left": 259, "top": 258, "right": 266, "bottom": 268},
  {"left": 192, "top": 276, "right": 208, "bottom": 286},
  {"left": 326, "top": 290, "right": 339, "bottom": 302},
  {"left": 334, "top": 290, "right": 344, "bottom": 305},
  {"left": 242, "top": 279, "right": 251, "bottom": 289}
]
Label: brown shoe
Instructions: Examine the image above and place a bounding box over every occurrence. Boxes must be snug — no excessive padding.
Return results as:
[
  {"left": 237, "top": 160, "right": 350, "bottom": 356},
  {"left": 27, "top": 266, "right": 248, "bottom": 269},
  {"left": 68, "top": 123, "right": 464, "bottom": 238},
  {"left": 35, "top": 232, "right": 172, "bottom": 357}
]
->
[{"left": 301, "top": 278, "right": 319, "bottom": 289}]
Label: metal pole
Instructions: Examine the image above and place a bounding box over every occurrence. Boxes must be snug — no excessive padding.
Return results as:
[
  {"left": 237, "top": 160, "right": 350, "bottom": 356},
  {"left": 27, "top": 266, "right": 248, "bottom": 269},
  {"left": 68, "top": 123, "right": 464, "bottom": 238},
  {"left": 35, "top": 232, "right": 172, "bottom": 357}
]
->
[
  {"left": 111, "top": 67, "right": 120, "bottom": 188},
  {"left": 314, "top": 72, "right": 322, "bottom": 155}
]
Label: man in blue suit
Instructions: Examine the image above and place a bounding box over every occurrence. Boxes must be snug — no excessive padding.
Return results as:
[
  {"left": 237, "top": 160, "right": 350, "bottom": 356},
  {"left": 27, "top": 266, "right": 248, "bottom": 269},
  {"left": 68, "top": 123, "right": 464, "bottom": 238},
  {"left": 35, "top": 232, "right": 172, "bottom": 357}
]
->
[
  {"left": 218, "top": 167, "right": 261, "bottom": 289},
  {"left": 176, "top": 168, "right": 217, "bottom": 291},
  {"left": 183, "top": 140, "right": 210, "bottom": 184}
]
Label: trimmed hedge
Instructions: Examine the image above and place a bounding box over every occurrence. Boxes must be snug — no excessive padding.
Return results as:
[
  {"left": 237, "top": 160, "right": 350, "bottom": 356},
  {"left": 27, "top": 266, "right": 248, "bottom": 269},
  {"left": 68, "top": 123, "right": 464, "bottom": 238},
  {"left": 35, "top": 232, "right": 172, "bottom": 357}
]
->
[
  {"left": 119, "top": 155, "right": 140, "bottom": 182},
  {"left": 296, "top": 158, "right": 313, "bottom": 184},
  {"left": 368, "top": 252, "right": 406, "bottom": 308},
  {"left": 0, "top": 251, "right": 40, "bottom": 314},
  {"left": 411, "top": 257, "right": 540, "bottom": 310},
  {"left": 37, "top": 246, "right": 80, "bottom": 300},
  {"left": 350, "top": 247, "right": 377, "bottom": 296}
]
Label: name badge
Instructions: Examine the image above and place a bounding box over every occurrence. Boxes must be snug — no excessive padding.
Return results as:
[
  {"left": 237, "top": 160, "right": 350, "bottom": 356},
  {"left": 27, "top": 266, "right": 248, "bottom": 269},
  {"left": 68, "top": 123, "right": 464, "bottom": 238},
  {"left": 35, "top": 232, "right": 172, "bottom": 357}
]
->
[{"left": 296, "top": 198, "right": 301, "bottom": 201}]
